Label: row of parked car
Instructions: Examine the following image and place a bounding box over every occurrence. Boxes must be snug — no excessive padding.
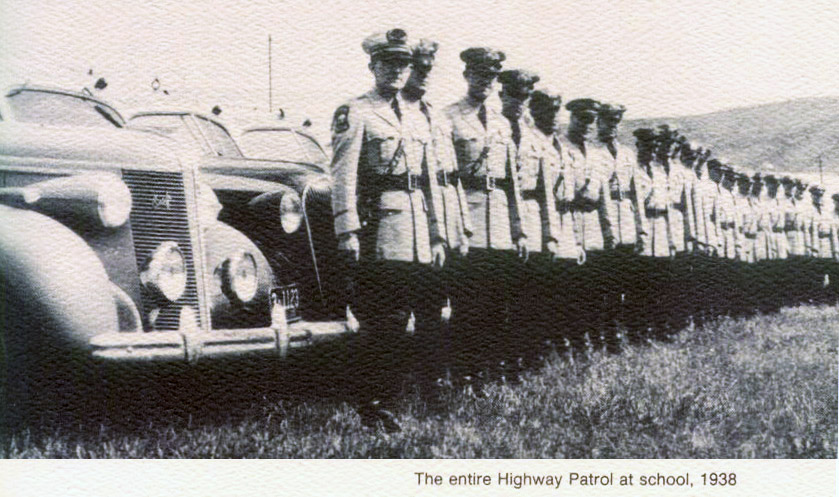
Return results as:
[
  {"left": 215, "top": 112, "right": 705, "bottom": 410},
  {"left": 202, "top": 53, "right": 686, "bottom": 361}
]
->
[{"left": 0, "top": 84, "right": 354, "bottom": 406}]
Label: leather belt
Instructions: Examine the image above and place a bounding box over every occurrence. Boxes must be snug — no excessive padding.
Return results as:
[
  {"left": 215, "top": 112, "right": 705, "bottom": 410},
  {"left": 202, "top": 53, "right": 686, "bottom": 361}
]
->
[
  {"left": 436, "top": 170, "right": 455, "bottom": 187},
  {"left": 373, "top": 172, "right": 425, "bottom": 192},
  {"left": 645, "top": 207, "right": 667, "bottom": 217},
  {"left": 521, "top": 190, "right": 541, "bottom": 201},
  {"left": 460, "top": 175, "right": 512, "bottom": 192}
]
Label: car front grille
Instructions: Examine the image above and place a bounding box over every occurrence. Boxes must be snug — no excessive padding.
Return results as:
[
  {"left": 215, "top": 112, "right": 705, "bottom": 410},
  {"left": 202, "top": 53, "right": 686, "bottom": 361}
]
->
[{"left": 122, "top": 169, "right": 202, "bottom": 330}]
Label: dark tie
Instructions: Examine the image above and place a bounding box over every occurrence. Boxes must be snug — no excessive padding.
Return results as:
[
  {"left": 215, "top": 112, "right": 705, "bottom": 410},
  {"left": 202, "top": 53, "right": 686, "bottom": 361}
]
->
[
  {"left": 511, "top": 120, "right": 521, "bottom": 147},
  {"left": 478, "top": 104, "right": 487, "bottom": 129},
  {"left": 607, "top": 141, "right": 617, "bottom": 158},
  {"left": 419, "top": 100, "right": 431, "bottom": 125},
  {"left": 391, "top": 98, "right": 402, "bottom": 123}
]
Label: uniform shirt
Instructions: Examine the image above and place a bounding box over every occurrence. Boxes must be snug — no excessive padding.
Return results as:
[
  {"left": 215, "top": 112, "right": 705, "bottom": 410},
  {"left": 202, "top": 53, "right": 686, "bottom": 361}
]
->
[
  {"left": 445, "top": 97, "right": 524, "bottom": 250},
  {"left": 330, "top": 88, "right": 445, "bottom": 263},
  {"left": 566, "top": 136, "right": 613, "bottom": 251},
  {"left": 737, "top": 191, "right": 757, "bottom": 263},
  {"left": 765, "top": 193, "right": 790, "bottom": 260},
  {"left": 591, "top": 140, "right": 647, "bottom": 247},
  {"left": 411, "top": 97, "right": 472, "bottom": 250}
]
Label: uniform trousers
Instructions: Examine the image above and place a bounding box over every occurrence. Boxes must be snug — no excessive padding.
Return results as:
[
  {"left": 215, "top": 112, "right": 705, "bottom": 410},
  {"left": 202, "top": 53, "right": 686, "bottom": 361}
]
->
[
  {"left": 451, "top": 248, "right": 518, "bottom": 376},
  {"left": 346, "top": 259, "right": 438, "bottom": 406}
]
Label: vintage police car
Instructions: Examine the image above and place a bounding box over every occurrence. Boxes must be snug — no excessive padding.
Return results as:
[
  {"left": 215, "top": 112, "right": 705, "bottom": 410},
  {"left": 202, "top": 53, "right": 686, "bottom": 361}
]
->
[{"left": 0, "top": 85, "right": 352, "bottom": 400}]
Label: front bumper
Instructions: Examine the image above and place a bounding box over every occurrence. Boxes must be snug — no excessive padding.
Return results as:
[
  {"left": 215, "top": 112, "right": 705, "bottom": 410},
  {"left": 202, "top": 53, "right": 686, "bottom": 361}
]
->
[{"left": 89, "top": 319, "right": 352, "bottom": 363}]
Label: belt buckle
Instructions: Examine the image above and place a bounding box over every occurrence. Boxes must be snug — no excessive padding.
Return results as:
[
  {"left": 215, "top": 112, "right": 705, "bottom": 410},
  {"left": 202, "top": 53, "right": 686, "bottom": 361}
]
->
[
  {"left": 406, "top": 173, "right": 417, "bottom": 191},
  {"left": 486, "top": 176, "right": 496, "bottom": 191},
  {"left": 441, "top": 170, "right": 448, "bottom": 186}
]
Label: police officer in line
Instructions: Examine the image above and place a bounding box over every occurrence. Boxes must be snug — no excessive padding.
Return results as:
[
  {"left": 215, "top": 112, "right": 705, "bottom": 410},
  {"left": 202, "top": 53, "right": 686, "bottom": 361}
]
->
[
  {"left": 529, "top": 89, "right": 585, "bottom": 261},
  {"left": 592, "top": 103, "right": 648, "bottom": 335},
  {"left": 445, "top": 47, "right": 527, "bottom": 368},
  {"left": 401, "top": 38, "right": 472, "bottom": 379},
  {"left": 497, "top": 69, "right": 561, "bottom": 356},
  {"left": 330, "top": 28, "right": 447, "bottom": 431}
]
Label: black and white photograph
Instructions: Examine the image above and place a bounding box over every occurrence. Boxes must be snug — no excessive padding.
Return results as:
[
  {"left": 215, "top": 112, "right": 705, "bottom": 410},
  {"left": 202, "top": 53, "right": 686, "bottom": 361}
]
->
[{"left": 0, "top": 0, "right": 837, "bottom": 472}]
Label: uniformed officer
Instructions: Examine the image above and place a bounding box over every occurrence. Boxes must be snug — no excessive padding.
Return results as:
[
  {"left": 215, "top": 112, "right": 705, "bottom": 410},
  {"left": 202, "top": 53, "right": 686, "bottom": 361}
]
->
[
  {"left": 498, "top": 70, "right": 560, "bottom": 258},
  {"left": 529, "top": 88, "right": 590, "bottom": 345},
  {"left": 592, "top": 103, "right": 648, "bottom": 337},
  {"left": 565, "top": 98, "right": 613, "bottom": 255},
  {"left": 398, "top": 37, "right": 473, "bottom": 386},
  {"left": 635, "top": 126, "right": 675, "bottom": 333},
  {"left": 807, "top": 184, "right": 835, "bottom": 303},
  {"left": 529, "top": 89, "right": 583, "bottom": 260},
  {"left": 445, "top": 47, "right": 526, "bottom": 372},
  {"left": 330, "top": 28, "right": 447, "bottom": 431},
  {"left": 497, "top": 70, "right": 562, "bottom": 357},
  {"left": 690, "top": 146, "right": 719, "bottom": 255}
]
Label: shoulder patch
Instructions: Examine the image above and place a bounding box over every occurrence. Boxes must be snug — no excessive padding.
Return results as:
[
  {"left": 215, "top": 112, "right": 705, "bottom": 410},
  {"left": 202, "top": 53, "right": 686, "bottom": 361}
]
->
[{"left": 332, "top": 105, "right": 350, "bottom": 133}]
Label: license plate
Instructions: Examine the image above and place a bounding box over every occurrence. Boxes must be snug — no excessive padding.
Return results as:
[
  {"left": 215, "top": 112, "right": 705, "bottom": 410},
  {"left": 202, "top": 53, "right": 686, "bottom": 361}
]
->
[{"left": 270, "top": 284, "right": 301, "bottom": 323}]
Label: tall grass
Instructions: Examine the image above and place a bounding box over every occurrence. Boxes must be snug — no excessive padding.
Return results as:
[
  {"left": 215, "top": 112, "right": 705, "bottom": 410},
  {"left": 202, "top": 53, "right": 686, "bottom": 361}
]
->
[{"left": 2, "top": 306, "right": 837, "bottom": 458}]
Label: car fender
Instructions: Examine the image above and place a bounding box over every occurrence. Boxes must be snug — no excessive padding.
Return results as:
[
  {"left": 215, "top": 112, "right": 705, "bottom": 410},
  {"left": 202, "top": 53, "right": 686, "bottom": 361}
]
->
[
  {"left": 203, "top": 221, "right": 274, "bottom": 327},
  {"left": 0, "top": 204, "right": 119, "bottom": 353}
]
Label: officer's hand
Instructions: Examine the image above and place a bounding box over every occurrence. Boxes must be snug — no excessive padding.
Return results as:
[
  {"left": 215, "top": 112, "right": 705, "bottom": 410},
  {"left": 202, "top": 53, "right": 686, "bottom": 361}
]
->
[
  {"left": 458, "top": 236, "right": 470, "bottom": 257},
  {"left": 669, "top": 244, "right": 678, "bottom": 259},
  {"left": 547, "top": 240, "right": 559, "bottom": 261},
  {"left": 338, "top": 233, "right": 360, "bottom": 262},
  {"left": 431, "top": 242, "right": 446, "bottom": 268},
  {"left": 516, "top": 238, "right": 529, "bottom": 262},
  {"left": 575, "top": 245, "right": 586, "bottom": 265}
]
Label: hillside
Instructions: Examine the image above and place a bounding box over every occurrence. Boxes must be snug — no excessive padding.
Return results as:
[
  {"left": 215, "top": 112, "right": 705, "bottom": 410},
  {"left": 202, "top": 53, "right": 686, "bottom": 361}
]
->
[{"left": 619, "top": 97, "right": 839, "bottom": 175}]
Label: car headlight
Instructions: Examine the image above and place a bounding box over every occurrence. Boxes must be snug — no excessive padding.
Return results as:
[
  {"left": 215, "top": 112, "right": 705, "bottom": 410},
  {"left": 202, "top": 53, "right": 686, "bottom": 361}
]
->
[
  {"left": 140, "top": 241, "right": 187, "bottom": 302},
  {"left": 221, "top": 251, "right": 258, "bottom": 304},
  {"left": 279, "top": 191, "right": 303, "bottom": 234}
]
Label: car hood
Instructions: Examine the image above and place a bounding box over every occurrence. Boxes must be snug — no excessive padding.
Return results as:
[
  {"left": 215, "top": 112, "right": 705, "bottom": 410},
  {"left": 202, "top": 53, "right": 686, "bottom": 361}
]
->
[
  {"left": 197, "top": 156, "right": 330, "bottom": 194},
  {"left": 0, "top": 122, "right": 186, "bottom": 173}
]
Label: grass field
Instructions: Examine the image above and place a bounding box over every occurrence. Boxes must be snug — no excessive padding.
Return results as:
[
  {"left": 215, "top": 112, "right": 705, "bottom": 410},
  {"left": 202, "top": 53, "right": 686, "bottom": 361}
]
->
[{"left": 2, "top": 305, "right": 837, "bottom": 458}]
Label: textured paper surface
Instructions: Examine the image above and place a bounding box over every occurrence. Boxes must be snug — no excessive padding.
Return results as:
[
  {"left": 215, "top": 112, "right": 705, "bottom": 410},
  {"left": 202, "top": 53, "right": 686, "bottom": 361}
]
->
[{"left": 1, "top": 0, "right": 837, "bottom": 492}]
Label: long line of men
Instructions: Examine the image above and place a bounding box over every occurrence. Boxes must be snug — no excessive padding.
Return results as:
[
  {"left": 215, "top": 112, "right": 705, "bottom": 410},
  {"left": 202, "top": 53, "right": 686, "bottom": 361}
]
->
[{"left": 326, "top": 28, "right": 839, "bottom": 430}]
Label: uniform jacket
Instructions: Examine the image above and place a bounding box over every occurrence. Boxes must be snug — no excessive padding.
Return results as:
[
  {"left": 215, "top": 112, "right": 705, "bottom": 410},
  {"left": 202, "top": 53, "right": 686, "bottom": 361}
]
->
[
  {"left": 549, "top": 134, "right": 584, "bottom": 258},
  {"left": 643, "top": 164, "right": 672, "bottom": 257},
  {"left": 666, "top": 163, "right": 688, "bottom": 253},
  {"left": 766, "top": 194, "right": 790, "bottom": 260},
  {"left": 591, "top": 141, "right": 648, "bottom": 247},
  {"left": 565, "top": 136, "right": 614, "bottom": 251},
  {"left": 690, "top": 170, "right": 719, "bottom": 253},
  {"left": 412, "top": 97, "right": 472, "bottom": 251},
  {"left": 712, "top": 184, "right": 741, "bottom": 260},
  {"left": 782, "top": 195, "right": 806, "bottom": 256},
  {"left": 445, "top": 97, "right": 524, "bottom": 250},
  {"left": 738, "top": 192, "right": 757, "bottom": 263},
  {"left": 330, "top": 89, "right": 445, "bottom": 263},
  {"left": 808, "top": 202, "right": 838, "bottom": 259},
  {"left": 510, "top": 117, "right": 561, "bottom": 253}
]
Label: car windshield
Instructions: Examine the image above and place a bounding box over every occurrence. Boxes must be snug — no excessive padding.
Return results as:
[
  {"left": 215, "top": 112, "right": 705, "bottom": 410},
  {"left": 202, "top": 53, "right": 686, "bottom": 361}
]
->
[
  {"left": 128, "top": 114, "right": 209, "bottom": 155},
  {"left": 6, "top": 89, "right": 125, "bottom": 128},
  {"left": 194, "top": 116, "right": 243, "bottom": 158},
  {"left": 239, "top": 129, "right": 328, "bottom": 169}
]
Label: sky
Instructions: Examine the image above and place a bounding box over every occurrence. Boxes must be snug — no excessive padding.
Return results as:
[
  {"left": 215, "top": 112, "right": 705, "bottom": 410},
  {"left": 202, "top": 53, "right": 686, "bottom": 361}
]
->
[{"left": 2, "top": 0, "right": 838, "bottom": 144}]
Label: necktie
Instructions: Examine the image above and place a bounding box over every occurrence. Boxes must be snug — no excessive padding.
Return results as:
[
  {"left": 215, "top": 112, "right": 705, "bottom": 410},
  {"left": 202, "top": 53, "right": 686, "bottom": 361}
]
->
[
  {"left": 391, "top": 98, "right": 402, "bottom": 123},
  {"left": 478, "top": 104, "right": 487, "bottom": 129},
  {"left": 511, "top": 120, "right": 521, "bottom": 147},
  {"left": 419, "top": 100, "right": 431, "bottom": 125},
  {"left": 607, "top": 141, "right": 617, "bottom": 159}
]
